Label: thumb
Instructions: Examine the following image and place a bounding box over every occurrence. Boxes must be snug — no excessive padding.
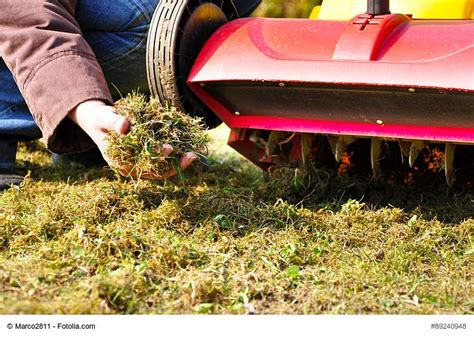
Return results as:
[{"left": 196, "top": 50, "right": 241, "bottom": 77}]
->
[
  {"left": 97, "top": 107, "right": 129, "bottom": 135},
  {"left": 111, "top": 115, "right": 130, "bottom": 135}
]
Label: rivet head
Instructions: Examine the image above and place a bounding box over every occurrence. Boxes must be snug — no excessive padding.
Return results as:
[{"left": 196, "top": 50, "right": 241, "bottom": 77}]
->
[
  {"left": 279, "top": 82, "right": 285, "bottom": 88},
  {"left": 235, "top": 111, "right": 241, "bottom": 116},
  {"left": 408, "top": 88, "right": 415, "bottom": 93},
  {"left": 200, "top": 83, "right": 206, "bottom": 87},
  {"left": 376, "top": 120, "right": 384, "bottom": 125}
]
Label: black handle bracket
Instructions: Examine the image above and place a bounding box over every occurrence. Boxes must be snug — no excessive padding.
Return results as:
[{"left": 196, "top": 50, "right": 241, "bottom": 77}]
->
[{"left": 367, "top": 0, "right": 391, "bottom": 15}]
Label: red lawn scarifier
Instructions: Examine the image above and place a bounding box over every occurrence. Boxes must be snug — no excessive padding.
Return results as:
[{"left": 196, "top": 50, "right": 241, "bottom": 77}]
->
[{"left": 146, "top": 0, "right": 474, "bottom": 185}]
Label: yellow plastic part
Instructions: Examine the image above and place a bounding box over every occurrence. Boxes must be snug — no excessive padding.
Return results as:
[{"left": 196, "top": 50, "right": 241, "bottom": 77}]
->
[
  {"left": 310, "top": 0, "right": 474, "bottom": 20},
  {"left": 309, "top": 6, "right": 321, "bottom": 19}
]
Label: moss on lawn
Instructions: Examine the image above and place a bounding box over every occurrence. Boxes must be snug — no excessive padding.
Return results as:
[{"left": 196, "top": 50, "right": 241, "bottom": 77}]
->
[
  {"left": 0, "top": 0, "right": 472, "bottom": 316},
  {"left": 0, "top": 128, "right": 472, "bottom": 314}
]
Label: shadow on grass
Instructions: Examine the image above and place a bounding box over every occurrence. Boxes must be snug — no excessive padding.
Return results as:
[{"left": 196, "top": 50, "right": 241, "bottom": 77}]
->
[
  {"left": 134, "top": 159, "right": 474, "bottom": 225},
  {"left": 305, "top": 175, "right": 473, "bottom": 222},
  {"left": 16, "top": 146, "right": 473, "bottom": 224}
]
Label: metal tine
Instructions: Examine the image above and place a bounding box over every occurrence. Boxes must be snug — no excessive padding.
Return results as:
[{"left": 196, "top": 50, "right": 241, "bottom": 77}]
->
[
  {"left": 249, "top": 130, "right": 267, "bottom": 149},
  {"left": 266, "top": 131, "right": 289, "bottom": 157},
  {"left": 327, "top": 136, "right": 356, "bottom": 162},
  {"left": 398, "top": 140, "right": 411, "bottom": 164},
  {"left": 445, "top": 143, "right": 456, "bottom": 187},
  {"left": 300, "top": 133, "right": 313, "bottom": 168},
  {"left": 371, "top": 138, "right": 383, "bottom": 178},
  {"left": 327, "top": 136, "right": 338, "bottom": 159},
  {"left": 409, "top": 140, "right": 426, "bottom": 168}
]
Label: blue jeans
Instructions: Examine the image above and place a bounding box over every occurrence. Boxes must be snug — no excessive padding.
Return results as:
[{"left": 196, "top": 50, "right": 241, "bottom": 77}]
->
[{"left": 0, "top": 0, "right": 159, "bottom": 169}]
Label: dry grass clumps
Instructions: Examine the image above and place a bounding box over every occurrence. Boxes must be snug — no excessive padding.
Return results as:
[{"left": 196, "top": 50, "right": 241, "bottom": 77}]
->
[
  {"left": 106, "top": 93, "right": 209, "bottom": 178},
  {"left": 0, "top": 140, "right": 473, "bottom": 314}
]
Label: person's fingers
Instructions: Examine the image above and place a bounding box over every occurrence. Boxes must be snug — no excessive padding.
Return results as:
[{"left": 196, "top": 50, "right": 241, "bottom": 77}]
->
[
  {"left": 155, "top": 168, "right": 177, "bottom": 180},
  {"left": 137, "top": 153, "right": 199, "bottom": 180},
  {"left": 162, "top": 144, "right": 174, "bottom": 157},
  {"left": 127, "top": 169, "right": 172, "bottom": 180},
  {"left": 180, "top": 152, "right": 199, "bottom": 170},
  {"left": 106, "top": 113, "right": 129, "bottom": 135},
  {"left": 94, "top": 107, "right": 129, "bottom": 135},
  {"left": 154, "top": 153, "right": 198, "bottom": 179},
  {"left": 114, "top": 152, "right": 199, "bottom": 180},
  {"left": 159, "top": 153, "right": 198, "bottom": 178},
  {"left": 112, "top": 115, "right": 130, "bottom": 135},
  {"left": 118, "top": 165, "right": 132, "bottom": 178}
]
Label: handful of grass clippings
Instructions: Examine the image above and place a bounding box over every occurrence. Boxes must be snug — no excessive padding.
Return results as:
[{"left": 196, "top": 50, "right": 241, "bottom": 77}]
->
[{"left": 106, "top": 92, "right": 209, "bottom": 179}]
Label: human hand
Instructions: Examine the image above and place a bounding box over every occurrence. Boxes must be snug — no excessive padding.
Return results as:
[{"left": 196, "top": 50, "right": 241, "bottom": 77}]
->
[{"left": 68, "top": 100, "right": 198, "bottom": 179}]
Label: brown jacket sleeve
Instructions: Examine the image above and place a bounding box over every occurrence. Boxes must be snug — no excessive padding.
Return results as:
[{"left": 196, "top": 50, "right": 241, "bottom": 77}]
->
[{"left": 0, "top": 0, "right": 113, "bottom": 153}]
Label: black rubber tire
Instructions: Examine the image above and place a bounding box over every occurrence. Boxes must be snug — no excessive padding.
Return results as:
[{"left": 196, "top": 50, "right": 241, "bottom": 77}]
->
[
  {"left": 146, "top": 0, "right": 188, "bottom": 111},
  {"left": 146, "top": 1, "right": 260, "bottom": 128}
]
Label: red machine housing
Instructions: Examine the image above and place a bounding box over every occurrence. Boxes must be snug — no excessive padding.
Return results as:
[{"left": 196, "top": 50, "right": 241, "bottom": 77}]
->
[{"left": 187, "top": 14, "right": 474, "bottom": 168}]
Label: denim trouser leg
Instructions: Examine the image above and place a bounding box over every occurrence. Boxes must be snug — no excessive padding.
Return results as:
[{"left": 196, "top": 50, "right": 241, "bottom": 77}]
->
[
  {"left": 0, "top": 0, "right": 160, "bottom": 169},
  {"left": 76, "top": 0, "right": 159, "bottom": 99},
  {"left": 0, "top": 141, "right": 18, "bottom": 170},
  {"left": 0, "top": 59, "right": 43, "bottom": 169}
]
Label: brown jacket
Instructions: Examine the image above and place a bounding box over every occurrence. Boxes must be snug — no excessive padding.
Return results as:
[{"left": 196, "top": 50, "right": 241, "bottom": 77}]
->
[{"left": 0, "top": 0, "right": 113, "bottom": 153}]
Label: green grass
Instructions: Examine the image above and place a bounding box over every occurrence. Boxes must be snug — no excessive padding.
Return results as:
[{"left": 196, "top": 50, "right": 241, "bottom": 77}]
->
[
  {"left": 0, "top": 0, "right": 472, "bottom": 316},
  {"left": 0, "top": 126, "right": 472, "bottom": 314}
]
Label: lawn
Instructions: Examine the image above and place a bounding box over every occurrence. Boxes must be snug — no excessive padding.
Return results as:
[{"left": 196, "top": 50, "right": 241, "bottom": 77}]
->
[
  {"left": 0, "top": 0, "right": 472, "bottom": 315},
  {"left": 0, "top": 125, "right": 472, "bottom": 314}
]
